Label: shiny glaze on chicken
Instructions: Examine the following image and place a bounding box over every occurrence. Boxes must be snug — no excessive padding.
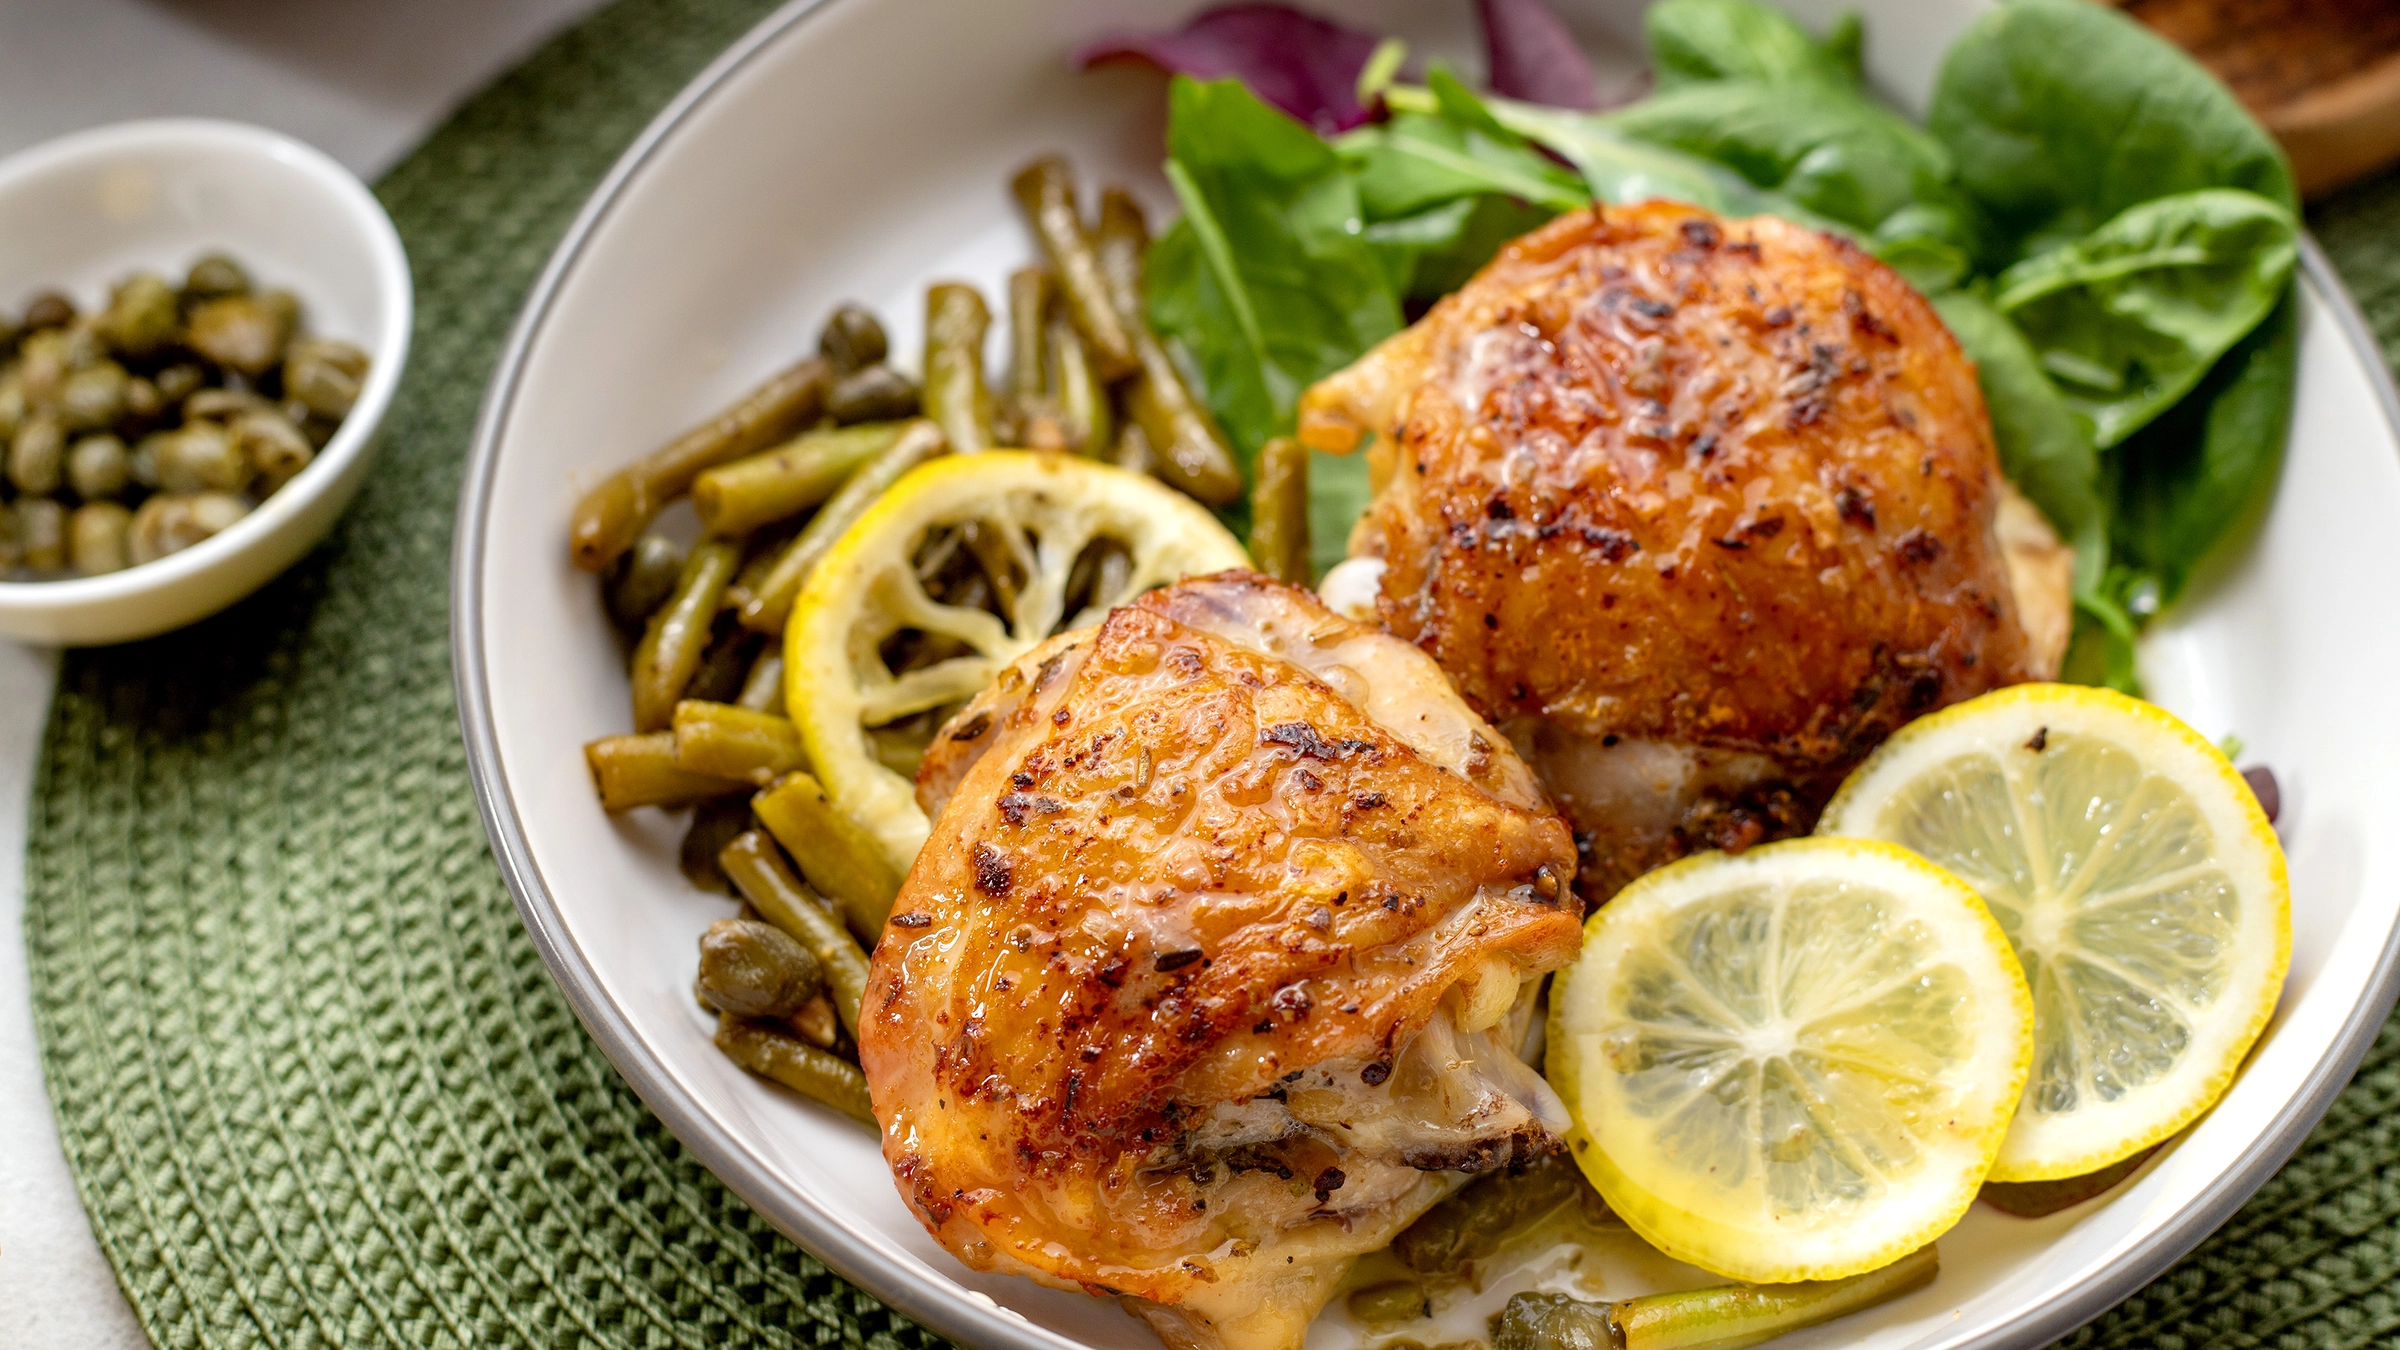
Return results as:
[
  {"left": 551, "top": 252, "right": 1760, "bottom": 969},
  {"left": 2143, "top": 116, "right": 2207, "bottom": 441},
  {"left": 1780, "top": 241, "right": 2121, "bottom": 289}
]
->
[
  {"left": 862, "top": 572, "right": 1581, "bottom": 1350},
  {"left": 1300, "top": 201, "right": 2058, "bottom": 901}
]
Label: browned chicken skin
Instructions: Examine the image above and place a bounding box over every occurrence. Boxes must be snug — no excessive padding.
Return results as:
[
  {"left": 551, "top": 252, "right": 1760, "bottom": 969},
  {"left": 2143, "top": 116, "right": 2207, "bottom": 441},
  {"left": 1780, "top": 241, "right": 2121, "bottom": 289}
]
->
[
  {"left": 864, "top": 572, "right": 1580, "bottom": 1350},
  {"left": 1301, "top": 202, "right": 2058, "bottom": 901}
]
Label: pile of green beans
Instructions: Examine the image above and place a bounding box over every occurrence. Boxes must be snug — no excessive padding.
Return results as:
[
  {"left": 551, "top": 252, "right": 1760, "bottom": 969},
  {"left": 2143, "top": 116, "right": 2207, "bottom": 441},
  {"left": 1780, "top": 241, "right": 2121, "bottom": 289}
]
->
[
  {"left": 571, "top": 157, "right": 1301, "bottom": 1126},
  {"left": 0, "top": 252, "right": 368, "bottom": 578},
  {"left": 1489, "top": 1245, "right": 1939, "bottom": 1350}
]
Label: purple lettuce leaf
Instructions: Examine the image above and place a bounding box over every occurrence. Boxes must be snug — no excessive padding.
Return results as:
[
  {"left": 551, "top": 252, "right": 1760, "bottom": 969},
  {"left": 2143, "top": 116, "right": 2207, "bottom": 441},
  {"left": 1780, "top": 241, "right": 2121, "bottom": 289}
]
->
[
  {"left": 1476, "top": 0, "right": 1600, "bottom": 110},
  {"left": 1075, "top": 4, "right": 1388, "bottom": 134}
]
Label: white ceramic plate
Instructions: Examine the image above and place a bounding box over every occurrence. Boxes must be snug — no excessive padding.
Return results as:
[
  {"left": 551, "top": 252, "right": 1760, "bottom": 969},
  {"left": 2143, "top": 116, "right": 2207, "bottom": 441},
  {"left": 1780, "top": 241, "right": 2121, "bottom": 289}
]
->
[{"left": 453, "top": 3, "right": 2400, "bottom": 1348}]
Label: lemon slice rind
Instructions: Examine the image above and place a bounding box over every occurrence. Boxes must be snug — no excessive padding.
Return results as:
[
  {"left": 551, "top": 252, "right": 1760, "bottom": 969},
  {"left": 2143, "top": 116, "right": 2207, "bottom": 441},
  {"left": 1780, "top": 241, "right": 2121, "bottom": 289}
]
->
[
  {"left": 1819, "top": 683, "right": 2289, "bottom": 1183},
  {"left": 1549, "top": 837, "right": 2033, "bottom": 1283},
  {"left": 788, "top": 451, "right": 1249, "bottom": 873}
]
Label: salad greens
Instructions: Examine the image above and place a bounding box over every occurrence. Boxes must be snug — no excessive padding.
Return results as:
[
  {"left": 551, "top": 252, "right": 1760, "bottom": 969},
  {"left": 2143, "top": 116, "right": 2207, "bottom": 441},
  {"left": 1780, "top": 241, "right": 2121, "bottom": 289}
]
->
[{"left": 1130, "top": 0, "right": 2297, "bottom": 687}]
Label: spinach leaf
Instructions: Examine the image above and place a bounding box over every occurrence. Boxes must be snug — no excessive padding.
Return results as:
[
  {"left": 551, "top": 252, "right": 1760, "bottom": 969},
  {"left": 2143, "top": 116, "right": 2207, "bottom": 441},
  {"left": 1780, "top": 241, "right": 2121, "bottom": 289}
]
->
[
  {"left": 1930, "top": 289, "right": 2108, "bottom": 598},
  {"left": 1338, "top": 68, "right": 1587, "bottom": 220},
  {"left": 1147, "top": 76, "right": 1403, "bottom": 462},
  {"left": 1309, "top": 450, "right": 1375, "bottom": 580},
  {"left": 1927, "top": 0, "right": 2294, "bottom": 267},
  {"left": 2111, "top": 291, "right": 2296, "bottom": 608},
  {"left": 1992, "top": 188, "right": 2296, "bottom": 448},
  {"left": 1486, "top": 96, "right": 1834, "bottom": 227},
  {"left": 1603, "top": 80, "right": 1966, "bottom": 243},
  {"left": 1646, "top": 0, "right": 1857, "bottom": 90},
  {"left": 1364, "top": 194, "right": 1558, "bottom": 303}
]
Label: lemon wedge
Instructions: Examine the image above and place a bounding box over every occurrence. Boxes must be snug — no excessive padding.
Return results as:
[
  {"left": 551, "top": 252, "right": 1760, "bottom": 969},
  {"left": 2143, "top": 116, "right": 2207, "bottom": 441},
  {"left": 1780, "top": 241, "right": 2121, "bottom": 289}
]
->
[
  {"left": 1548, "top": 838, "right": 2033, "bottom": 1283},
  {"left": 1819, "top": 683, "right": 2289, "bottom": 1182},
  {"left": 787, "top": 451, "right": 1248, "bottom": 872}
]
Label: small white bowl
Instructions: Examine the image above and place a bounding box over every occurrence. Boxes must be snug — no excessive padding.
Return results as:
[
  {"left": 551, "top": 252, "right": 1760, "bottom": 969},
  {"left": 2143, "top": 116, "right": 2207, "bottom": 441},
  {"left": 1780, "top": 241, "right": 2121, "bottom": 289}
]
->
[{"left": 0, "top": 118, "right": 410, "bottom": 646}]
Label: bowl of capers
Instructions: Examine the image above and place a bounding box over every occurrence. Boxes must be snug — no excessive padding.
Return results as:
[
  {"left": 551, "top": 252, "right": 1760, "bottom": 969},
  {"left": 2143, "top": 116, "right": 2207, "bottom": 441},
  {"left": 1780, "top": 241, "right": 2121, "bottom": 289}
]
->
[{"left": 0, "top": 118, "right": 410, "bottom": 644}]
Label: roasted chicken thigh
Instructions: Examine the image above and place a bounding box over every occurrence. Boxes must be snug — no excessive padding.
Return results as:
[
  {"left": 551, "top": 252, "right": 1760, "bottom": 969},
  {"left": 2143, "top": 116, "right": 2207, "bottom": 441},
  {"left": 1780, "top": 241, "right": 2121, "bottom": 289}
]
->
[
  {"left": 862, "top": 571, "right": 1581, "bottom": 1350},
  {"left": 1301, "top": 201, "right": 2064, "bottom": 901}
]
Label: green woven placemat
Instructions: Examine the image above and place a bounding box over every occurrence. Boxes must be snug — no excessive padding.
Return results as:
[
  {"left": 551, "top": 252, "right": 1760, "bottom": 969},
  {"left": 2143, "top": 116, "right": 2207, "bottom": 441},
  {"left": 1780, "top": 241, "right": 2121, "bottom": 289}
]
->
[{"left": 21, "top": 0, "right": 2400, "bottom": 1342}]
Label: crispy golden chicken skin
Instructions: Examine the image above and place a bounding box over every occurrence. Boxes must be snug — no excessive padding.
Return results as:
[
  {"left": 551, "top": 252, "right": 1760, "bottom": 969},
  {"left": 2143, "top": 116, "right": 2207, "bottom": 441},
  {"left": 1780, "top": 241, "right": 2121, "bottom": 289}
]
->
[
  {"left": 1301, "top": 201, "right": 2056, "bottom": 900},
  {"left": 863, "top": 572, "right": 1580, "bottom": 1350}
]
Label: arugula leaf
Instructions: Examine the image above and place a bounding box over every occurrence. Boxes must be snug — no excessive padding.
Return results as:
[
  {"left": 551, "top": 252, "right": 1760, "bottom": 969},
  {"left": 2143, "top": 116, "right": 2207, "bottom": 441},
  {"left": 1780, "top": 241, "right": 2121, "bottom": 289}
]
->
[
  {"left": 2111, "top": 291, "right": 2296, "bottom": 608},
  {"left": 1147, "top": 76, "right": 1403, "bottom": 463},
  {"left": 1646, "top": 0, "right": 1857, "bottom": 90},
  {"left": 1927, "top": 0, "right": 2295, "bottom": 267},
  {"left": 1930, "top": 289, "right": 2107, "bottom": 598},
  {"left": 1992, "top": 188, "right": 2296, "bottom": 448}
]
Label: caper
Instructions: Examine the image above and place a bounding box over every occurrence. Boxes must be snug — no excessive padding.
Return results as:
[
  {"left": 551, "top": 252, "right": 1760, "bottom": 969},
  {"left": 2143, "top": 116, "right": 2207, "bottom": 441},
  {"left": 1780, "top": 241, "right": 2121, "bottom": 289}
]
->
[
  {"left": 20, "top": 291, "right": 75, "bottom": 332},
  {"left": 183, "top": 252, "right": 251, "bottom": 300},
  {"left": 57, "top": 361, "right": 128, "bottom": 432},
  {"left": 17, "top": 329, "right": 75, "bottom": 405},
  {"left": 604, "top": 533, "right": 685, "bottom": 629},
  {"left": 185, "top": 292, "right": 295, "bottom": 375},
  {"left": 230, "top": 408, "right": 312, "bottom": 495},
  {"left": 1491, "top": 1294, "right": 1620, "bottom": 1350},
  {"left": 97, "top": 273, "right": 178, "bottom": 359},
  {"left": 185, "top": 387, "right": 267, "bottom": 421},
  {"left": 696, "top": 917, "right": 822, "bottom": 1019},
  {"left": 0, "top": 503, "right": 22, "bottom": 571},
  {"left": 67, "top": 434, "right": 130, "bottom": 501},
  {"left": 11, "top": 415, "right": 64, "bottom": 496},
  {"left": 129, "top": 432, "right": 167, "bottom": 490},
  {"left": 827, "top": 365, "right": 921, "bottom": 425},
  {"left": 818, "top": 304, "right": 888, "bottom": 373},
  {"left": 152, "top": 363, "right": 204, "bottom": 404},
  {"left": 17, "top": 498, "right": 65, "bottom": 572},
  {"left": 69, "top": 502, "right": 132, "bottom": 575},
  {"left": 127, "top": 491, "right": 247, "bottom": 564},
  {"left": 121, "top": 375, "right": 162, "bottom": 424},
  {"left": 0, "top": 371, "right": 24, "bottom": 443},
  {"left": 154, "top": 423, "right": 248, "bottom": 494},
  {"left": 282, "top": 337, "right": 369, "bottom": 420}
]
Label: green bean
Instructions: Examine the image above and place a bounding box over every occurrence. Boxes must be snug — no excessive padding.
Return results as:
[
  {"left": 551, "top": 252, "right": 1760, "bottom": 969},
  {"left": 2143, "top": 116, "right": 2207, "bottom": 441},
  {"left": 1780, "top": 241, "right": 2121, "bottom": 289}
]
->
[
  {"left": 714, "top": 1014, "right": 873, "bottom": 1123},
  {"left": 679, "top": 796, "right": 754, "bottom": 895},
  {"left": 924, "top": 283, "right": 996, "bottom": 455},
  {"left": 1113, "top": 421, "right": 1156, "bottom": 475},
  {"left": 604, "top": 533, "right": 685, "bottom": 630},
  {"left": 718, "top": 829, "right": 870, "bottom": 1037},
  {"left": 737, "top": 647, "right": 786, "bottom": 714},
  {"left": 569, "top": 355, "right": 832, "bottom": 572},
  {"left": 674, "top": 699, "right": 809, "bottom": 784},
  {"left": 1249, "top": 436, "right": 1310, "bottom": 582},
  {"left": 584, "top": 732, "right": 747, "bottom": 811},
  {"left": 69, "top": 502, "right": 131, "bottom": 576},
  {"left": 1394, "top": 1151, "right": 1591, "bottom": 1274},
  {"left": 818, "top": 303, "right": 888, "bottom": 373},
  {"left": 827, "top": 365, "right": 920, "bottom": 424},
  {"left": 17, "top": 499, "right": 65, "bottom": 573},
  {"left": 1008, "top": 266, "right": 1054, "bottom": 402},
  {"left": 629, "top": 537, "right": 742, "bottom": 731},
  {"left": 1347, "top": 1281, "right": 1429, "bottom": 1324},
  {"left": 698, "top": 917, "right": 823, "bottom": 1018},
  {"left": 1012, "top": 157, "right": 1139, "bottom": 380},
  {"left": 1048, "top": 316, "right": 1112, "bottom": 458},
  {"left": 1491, "top": 1246, "right": 1938, "bottom": 1350},
  {"left": 735, "top": 419, "right": 947, "bottom": 633},
  {"left": 692, "top": 420, "right": 902, "bottom": 536},
  {"left": 1094, "top": 191, "right": 1244, "bottom": 505},
  {"left": 684, "top": 622, "right": 758, "bottom": 706},
  {"left": 752, "top": 771, "right": 899, "bottom": 943}
]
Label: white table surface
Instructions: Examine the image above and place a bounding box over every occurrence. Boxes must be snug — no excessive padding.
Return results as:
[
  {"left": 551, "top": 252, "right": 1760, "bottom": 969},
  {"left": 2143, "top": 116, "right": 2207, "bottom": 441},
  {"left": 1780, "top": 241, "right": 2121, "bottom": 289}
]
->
[{"left": 0, "top": 2, "right": 606, "bottom": 1343}]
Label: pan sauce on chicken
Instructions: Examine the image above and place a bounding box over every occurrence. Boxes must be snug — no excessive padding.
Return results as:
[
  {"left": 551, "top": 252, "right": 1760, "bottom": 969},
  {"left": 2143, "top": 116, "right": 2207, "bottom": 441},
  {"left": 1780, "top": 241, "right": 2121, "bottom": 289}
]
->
[
  {"left": 861, "top": 571, "right": 1581, "bottom": 1350},
  {"left": 1301, "top": 201, "right": 2068, "bottom": 902}
]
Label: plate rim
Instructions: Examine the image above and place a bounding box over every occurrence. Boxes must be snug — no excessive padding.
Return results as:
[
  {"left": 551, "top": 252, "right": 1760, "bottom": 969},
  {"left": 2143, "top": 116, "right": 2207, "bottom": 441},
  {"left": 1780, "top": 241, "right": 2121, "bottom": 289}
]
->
[{"left": 449, "top": 3, "right": 2400, "bottom": 1347}]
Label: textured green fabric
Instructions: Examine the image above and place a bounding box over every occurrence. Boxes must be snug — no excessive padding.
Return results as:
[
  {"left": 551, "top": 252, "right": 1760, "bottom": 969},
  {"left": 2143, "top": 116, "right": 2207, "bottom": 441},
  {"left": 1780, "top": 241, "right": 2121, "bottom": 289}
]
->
[{"left": 20, "top": 0, "right": 2400, "bottom": 1342}]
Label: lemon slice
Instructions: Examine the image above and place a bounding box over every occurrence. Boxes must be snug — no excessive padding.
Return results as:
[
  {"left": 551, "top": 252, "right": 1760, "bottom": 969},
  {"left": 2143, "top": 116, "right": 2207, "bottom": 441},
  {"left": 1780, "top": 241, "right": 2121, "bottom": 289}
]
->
[
  {"left": 1549, "top": 838, "right": 2033, "bottom": 1283},
  {"left": 1819, "top": 683, "right": 2289, "bottom": 1182},
  {"left": 788, "top": 451, "right": 1249, "bottom": 872}
]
